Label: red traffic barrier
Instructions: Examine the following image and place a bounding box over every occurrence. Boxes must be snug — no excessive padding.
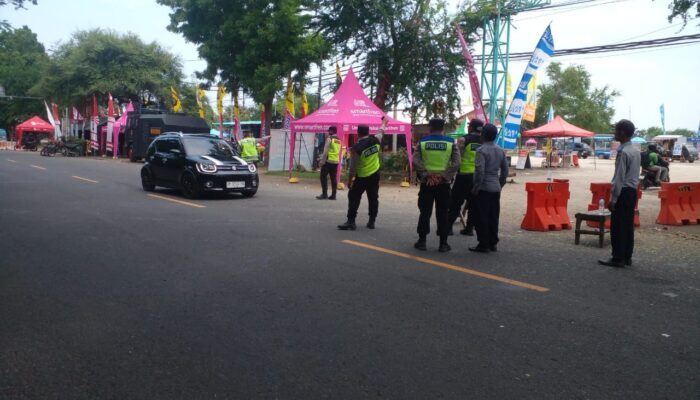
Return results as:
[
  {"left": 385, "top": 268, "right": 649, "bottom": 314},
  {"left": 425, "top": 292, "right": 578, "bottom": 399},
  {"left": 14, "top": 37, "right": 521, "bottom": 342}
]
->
[
  {"left": 586, "top": 183, "right": 641, "bottom": 228},
  {"left": 656, "top": 182, "right": 700, "bottom": 225},
  {"left": 521, "top": 181, "right": 572, "bottom": 231}
]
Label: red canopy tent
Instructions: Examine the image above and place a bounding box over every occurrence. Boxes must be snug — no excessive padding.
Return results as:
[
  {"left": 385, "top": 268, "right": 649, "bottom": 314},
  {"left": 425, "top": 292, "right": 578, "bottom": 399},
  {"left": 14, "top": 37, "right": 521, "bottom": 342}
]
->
[
  {"left": 290, "top": 68, "right": 413, "bottom": 181},
  {"left": 522, "top": 116, "right": 594, "bottom": 137},
  {"left": 15, "top": 116, "right": 54, "bottom": 148}
]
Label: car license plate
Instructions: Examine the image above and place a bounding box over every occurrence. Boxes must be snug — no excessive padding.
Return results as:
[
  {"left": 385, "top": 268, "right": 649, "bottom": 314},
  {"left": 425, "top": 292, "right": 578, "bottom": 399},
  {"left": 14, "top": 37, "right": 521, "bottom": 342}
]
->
[{"left": 226, "top": 181, "right": 245, "bottom": 189}]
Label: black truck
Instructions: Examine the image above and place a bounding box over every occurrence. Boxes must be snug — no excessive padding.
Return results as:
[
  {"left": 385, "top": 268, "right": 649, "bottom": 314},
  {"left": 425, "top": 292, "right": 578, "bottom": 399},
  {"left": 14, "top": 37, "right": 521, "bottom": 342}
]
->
[{"left": 124, "top": 109, "right": 210, "bottom": 162}]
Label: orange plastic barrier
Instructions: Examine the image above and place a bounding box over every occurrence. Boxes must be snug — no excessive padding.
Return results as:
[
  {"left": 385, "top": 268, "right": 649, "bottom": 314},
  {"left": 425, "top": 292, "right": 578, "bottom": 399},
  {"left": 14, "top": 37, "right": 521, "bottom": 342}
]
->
[
  {"left": 521, "top": 181, "right": 572, "bottom": 231},
  {"left": 656, "top": 182, "right": 700, "bottom": 225},
  {"left": 586, "top": 183, "right": 641, "bottom": 228},
  {"left": 572, "top": 153, "right": 579, "bottom": 167}
]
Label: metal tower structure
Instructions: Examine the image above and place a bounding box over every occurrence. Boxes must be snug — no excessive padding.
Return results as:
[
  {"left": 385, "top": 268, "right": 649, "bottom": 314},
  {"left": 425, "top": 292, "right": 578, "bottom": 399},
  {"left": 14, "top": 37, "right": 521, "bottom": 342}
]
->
[{"left": 480, "top": 0, "right": 550, "bottom": 124}]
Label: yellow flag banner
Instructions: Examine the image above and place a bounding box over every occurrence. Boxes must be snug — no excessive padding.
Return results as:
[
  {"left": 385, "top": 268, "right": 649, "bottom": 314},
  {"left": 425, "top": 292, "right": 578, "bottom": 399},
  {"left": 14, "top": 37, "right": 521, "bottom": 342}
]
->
[
  {"left": 285, "top": 75, "right": 295, "bottom": 117},
  {"left": 196, "top": 86, "right": 206, "bottom": 118},
  {"left": 301, "top": 85, "right": 309, "bottom": 118},
  {"left": 335, "top": 62, "right": 342, "bottom": 86},
  {"left": 170, "top": 86, "right": 182, "bottom": 113},
  {"left": 217, "top": 85, "right": 226, "bottom": 116},
  {"left": 523, "top": 74, "right": 538, "bottom": 122}
]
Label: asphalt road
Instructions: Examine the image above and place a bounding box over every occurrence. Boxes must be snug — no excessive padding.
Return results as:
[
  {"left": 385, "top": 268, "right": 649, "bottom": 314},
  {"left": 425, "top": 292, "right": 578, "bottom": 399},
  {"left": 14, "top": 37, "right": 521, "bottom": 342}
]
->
[{"left": 1, "top": 152, "right": 698, "bottom": 399}]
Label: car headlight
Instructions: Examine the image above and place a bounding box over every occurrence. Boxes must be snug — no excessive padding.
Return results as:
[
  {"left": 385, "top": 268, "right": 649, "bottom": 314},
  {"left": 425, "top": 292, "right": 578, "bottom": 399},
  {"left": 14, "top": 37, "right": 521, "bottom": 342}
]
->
[
  {"left": 248, "top": 163, "right": 257, "bottom": 173},
  {"left": 196, "top": 163, "right": 217, "bottom": 173}
]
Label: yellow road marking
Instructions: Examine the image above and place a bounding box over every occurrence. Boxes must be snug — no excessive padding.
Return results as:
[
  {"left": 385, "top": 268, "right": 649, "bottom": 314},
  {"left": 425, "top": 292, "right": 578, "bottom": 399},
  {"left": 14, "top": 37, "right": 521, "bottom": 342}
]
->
[
  {"left": 7, "top": 159, "right": 16, "bottom": 163},
  {"left": 342, "top": 240, "right": 550, "bottom": 293},
  {"left": 30, "top": 165, "right": 46, "bottom": 170},
  {"left": 147, "top": 194, "right": 205, "bottom": 209},
  {"left": 72, "top": 175, "right": 99, "bottom": 184}
]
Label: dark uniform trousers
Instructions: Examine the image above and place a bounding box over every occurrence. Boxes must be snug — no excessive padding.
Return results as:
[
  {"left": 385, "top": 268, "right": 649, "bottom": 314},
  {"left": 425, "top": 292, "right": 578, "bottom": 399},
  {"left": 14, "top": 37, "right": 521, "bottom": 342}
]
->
[
  {"left": 347, "top": 172, "right": 380, "bottom": 221},
  {"left": 417, "top": 182, "right": 451, "bottom": 238},
  {"left": 611, "top": 187, "right": 636, "bottom": 261},
  {"left": 473, "top": 190, "right": 501, "bottom": 248},
  {"left": 448, "top": 173, "right": 475, "bottom": 228},
  {"left": 320, "top": 162, "right": 338, "bottom": 196}
]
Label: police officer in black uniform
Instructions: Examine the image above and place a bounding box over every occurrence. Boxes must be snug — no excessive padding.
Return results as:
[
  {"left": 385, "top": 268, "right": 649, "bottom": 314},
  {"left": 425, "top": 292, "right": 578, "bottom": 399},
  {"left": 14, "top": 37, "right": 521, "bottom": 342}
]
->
[
  {"left": 447, "top": 118, "right": 483, "bottom": 236},
  {"left": 338, "top": 124, "right": 381, "bottom": 230},
  {"left": 412, "top": 119, "right": 461, "bottom": 252}
]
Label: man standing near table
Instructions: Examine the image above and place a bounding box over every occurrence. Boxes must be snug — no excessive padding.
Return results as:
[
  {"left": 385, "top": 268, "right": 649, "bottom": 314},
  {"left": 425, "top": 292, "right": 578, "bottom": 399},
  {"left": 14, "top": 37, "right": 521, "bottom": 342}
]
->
[{"left": 599, "top": 119, "right": 640, "bottom": 268}]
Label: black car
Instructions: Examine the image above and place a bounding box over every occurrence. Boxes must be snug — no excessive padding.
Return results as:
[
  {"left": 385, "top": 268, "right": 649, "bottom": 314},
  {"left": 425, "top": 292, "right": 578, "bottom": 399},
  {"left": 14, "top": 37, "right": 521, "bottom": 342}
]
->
[
  {"left": 573, "top": 142, "right": 592, "bottom": 159},
  {"left": 140, "top": 133, "right": 259, "bottom": 198}
]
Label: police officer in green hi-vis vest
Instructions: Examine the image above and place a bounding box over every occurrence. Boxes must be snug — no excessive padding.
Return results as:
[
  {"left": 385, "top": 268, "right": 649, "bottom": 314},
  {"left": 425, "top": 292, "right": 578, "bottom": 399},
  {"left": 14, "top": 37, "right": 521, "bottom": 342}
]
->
[
  {"left": 447, "top": 118, "right": 484, "bottom": 236},
  {"left": 412, "top": 119, "right": 461, "bottom": 252},
  {"left": 338, "top": 124, "right": 381, "bottom": 231},
  {"left": 316, "top": 126, "right": 341, "bottom": 200},
  {"left": 239, "top": 131, "right": 259, "bottom": 164}
]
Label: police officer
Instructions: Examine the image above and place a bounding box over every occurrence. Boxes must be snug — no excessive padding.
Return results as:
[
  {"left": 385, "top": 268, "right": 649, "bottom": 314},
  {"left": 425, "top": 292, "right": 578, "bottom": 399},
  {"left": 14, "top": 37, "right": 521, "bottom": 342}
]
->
[
  {"left": 447, "top": 118, "right": 483, "bottom": 236},
  {"left": 338, "top": 125, "right": 381, "bottom": 230},
  {"left": 413, "top": 118, "right": 461, "bottom": 252},
  {"left": 317, "top": 126, "right": 341, "bottom": 200},
  {"left": 239, "top": 130, "right": 259, "bottom": 164}
]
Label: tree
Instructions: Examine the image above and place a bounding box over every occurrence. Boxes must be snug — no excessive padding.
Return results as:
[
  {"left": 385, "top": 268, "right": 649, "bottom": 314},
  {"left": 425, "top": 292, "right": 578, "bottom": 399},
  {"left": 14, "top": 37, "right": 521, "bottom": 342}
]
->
[
  {"left": 667, "top": 128, "right": 696, "bottom": 137},
  {"left": 534, "top": 62, "right": 619, "bottom": 133},
  {"left": 313, "top": 0, "right": 479, "bottom": 121},
  {"left": 30, "top": 29, "right": 184, "bottom": 110},
  {"left": 158, "top": 0, "right": 328, "bottom": 136},
  {"left": 0, "top": 0, "right": 37, "bottom": 32},
  {"left": 639, "top": 126, "right": 664, "bottom": 137},
  {"left": 0, "top": 26, "right": 48, "bottom": 131},
  {"left": 666, "top": 0, "right": 699, "bottom": 25}
]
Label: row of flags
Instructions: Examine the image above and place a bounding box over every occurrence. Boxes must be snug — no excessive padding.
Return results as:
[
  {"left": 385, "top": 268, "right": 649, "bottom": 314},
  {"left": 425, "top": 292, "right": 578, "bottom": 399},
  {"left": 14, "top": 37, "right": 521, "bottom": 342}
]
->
[{"left": 457, "top": 23, "right": 555, "bottom": 149}]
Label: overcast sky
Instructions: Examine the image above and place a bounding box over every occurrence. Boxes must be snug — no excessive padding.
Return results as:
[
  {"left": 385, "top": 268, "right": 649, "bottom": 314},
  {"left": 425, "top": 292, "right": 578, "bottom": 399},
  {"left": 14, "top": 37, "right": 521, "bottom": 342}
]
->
[{"left": 4, "top": 0, "right": 699, "bottom": 131}]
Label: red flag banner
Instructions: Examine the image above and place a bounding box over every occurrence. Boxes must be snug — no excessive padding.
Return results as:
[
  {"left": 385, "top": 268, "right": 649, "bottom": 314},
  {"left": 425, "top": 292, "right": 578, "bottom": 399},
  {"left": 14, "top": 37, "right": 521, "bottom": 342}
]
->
[{"left": 456, "top": 24, "right": 488, "bottom": 123}]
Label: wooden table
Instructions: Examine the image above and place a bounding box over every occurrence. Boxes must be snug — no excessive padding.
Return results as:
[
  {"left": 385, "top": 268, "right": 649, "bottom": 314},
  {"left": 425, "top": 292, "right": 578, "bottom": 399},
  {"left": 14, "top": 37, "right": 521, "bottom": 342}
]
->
[{"left": 574, "top": 211, "right": 611, "bottom": 248}]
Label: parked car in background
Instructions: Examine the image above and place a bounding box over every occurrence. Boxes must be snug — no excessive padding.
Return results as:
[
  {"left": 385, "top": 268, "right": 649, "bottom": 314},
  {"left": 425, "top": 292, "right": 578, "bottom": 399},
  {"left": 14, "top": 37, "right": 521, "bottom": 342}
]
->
[{"left": 573, "top": 142, "right": 592, "bottom": 159}]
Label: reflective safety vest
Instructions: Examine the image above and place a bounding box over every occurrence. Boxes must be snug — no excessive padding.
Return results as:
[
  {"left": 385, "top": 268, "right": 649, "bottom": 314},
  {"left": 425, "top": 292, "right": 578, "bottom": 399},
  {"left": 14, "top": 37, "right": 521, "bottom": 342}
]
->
[
  {"left": 459, "top": 142, "right": 481, "bottom": 174},
  {"left": 240, "top": 137, "right": 258, "bottom": 161},
  {"left": 420, "top": 137, "right": 454, "bottom": 173},
  {"left": 356, "top": 143, "right": 381, "bottom": 178},
  {"left": 327, "top": 137, "right": 341, "bottom": 163}
]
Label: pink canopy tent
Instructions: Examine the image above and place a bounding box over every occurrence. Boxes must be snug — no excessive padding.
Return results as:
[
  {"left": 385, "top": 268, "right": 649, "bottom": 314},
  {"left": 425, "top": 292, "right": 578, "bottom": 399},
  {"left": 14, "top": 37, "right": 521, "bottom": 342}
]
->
[
  {"left": 290, "top": 68, "right": 413, "bottom": 181},
  {"left": 102, "top": 101, "right": 134, "bottom": 157},
  {"left": 522, "top": 116, "right": 594, "bottom": 138}
]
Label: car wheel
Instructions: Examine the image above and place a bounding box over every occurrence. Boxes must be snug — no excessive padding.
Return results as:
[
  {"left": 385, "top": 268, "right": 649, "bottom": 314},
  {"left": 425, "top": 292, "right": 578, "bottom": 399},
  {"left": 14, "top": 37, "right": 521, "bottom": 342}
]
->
[
  {"left": 242, "top": 188, "right": 257, "bottom": 198},
  {"left": 181, "top": 173, "right": 200, "bottom": 199},
  {"left": 141, "top": 168, "right": 156, "bottom": 192}
]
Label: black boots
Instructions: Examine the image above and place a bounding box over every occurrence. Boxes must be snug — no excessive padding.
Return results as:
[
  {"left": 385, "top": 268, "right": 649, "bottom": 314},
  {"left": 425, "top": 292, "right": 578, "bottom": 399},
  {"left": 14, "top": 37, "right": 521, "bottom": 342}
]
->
[
  {"left": 337, "top": 220, "right": 356, "bottom": 230},
  {"left": 316, "top": 194, "right": 328, "bottom": 200},
  {"left": 414, "top": 237, "right": 427, "bottom": 251},
  {"left": 366, "top": 218, "right": 376, "bottom": 229}
]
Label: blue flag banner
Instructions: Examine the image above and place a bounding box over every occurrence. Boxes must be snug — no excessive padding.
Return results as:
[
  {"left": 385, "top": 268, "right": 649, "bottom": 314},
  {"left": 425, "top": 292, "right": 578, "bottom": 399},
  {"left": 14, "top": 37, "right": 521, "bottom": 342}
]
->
[
  {"left": 547, "top": 104, "right": 555, "bottom": 122},
  {"left": 660, "top": 104, "right": 666, "bottom": 133},
  {"left": 497, "top": 25, "right": 555, "bottom": 149}
]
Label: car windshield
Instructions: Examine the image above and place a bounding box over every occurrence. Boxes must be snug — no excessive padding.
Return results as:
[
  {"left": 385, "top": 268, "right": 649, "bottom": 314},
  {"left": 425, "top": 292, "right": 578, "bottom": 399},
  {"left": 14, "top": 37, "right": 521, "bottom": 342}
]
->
[{"left": 182, "top": 137, "right": 239, "bottom": 160}]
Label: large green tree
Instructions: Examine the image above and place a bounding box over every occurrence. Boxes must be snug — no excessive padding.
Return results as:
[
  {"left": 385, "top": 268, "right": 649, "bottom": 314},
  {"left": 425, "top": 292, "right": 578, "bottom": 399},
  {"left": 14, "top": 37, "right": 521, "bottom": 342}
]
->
[
  {"left": 158, "top": 0, "right": 328, "bottom": 135},
  {"left": 0, "top": 26, "right": 48, "bottom": 132},
  {"left": 30, "top": 29, "right": 184, "bottom": 110},
  {"left": 534, "top": 62, "right": 618, "bottom": 133},
  {"left": 312, "top": 0, "right": 489, "bottom": 122}
]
